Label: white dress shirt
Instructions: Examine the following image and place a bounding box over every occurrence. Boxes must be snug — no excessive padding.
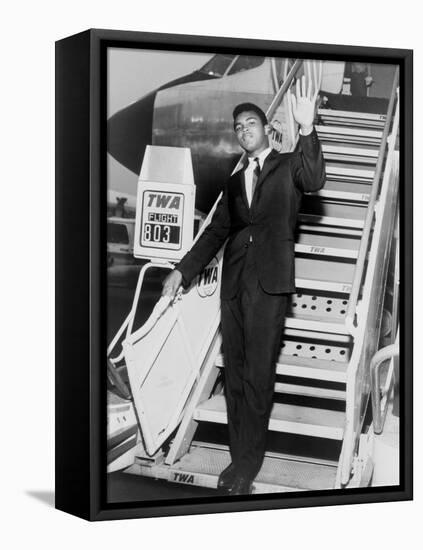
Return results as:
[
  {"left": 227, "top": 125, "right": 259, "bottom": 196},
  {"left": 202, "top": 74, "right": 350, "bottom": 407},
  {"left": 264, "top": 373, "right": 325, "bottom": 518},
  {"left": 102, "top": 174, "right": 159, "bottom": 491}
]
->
[{"left": 244, "top": 147, "right": 272, "bottom": 206}]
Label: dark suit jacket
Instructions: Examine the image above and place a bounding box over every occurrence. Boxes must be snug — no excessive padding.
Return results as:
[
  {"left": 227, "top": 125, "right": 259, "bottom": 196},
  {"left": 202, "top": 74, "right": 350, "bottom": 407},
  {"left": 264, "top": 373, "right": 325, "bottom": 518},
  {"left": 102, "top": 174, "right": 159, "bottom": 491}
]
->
[{"left": 176, "top": 128, "right": 326, "bottom": 299}]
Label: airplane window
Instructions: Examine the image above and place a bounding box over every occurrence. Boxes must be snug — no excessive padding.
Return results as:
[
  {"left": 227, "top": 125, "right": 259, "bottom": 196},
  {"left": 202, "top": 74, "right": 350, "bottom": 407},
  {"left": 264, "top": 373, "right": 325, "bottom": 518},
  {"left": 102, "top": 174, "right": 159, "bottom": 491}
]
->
[
  {"left": 107, "top": 222, "right": 129, "bottom": 244},
  {"left": 227, "top": 56, "right": 265, "bottom": 75},
  {"left": 199, "top": 54, "right": 236, "bottom": 77}
]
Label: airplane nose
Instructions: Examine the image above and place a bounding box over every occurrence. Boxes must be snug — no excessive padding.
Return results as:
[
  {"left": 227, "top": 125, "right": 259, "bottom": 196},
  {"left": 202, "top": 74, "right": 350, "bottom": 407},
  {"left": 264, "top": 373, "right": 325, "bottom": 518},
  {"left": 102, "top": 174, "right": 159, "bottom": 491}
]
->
[{"left": 108, "top": 90, "right": 157, "bottom": 175}]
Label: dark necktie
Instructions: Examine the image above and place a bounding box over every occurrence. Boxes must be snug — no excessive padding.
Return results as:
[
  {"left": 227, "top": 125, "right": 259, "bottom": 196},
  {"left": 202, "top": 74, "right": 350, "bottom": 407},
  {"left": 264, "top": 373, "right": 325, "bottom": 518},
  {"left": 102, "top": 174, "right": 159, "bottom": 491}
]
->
[{"left": 251, "top": 157, "right": 261, "bottom": 201}]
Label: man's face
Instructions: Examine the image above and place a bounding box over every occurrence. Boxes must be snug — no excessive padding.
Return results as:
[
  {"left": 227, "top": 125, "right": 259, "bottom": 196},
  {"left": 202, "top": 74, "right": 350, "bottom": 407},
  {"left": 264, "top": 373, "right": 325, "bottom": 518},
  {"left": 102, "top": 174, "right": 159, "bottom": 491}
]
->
[{"left": 234, "top": 110, "right": 271, "bottom": 156}]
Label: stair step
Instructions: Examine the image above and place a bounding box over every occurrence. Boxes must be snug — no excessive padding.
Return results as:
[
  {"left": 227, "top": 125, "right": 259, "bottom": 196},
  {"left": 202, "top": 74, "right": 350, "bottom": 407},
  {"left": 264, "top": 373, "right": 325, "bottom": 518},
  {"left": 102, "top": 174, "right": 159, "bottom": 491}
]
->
[
  {"left": 274, "top": 382, "right": 345, "bottom": 400},
  {"left": 299, "top": 214, "right": 364, "bottom": 229},
  {"left": 301, "top": 199, "right": 367, "bottom": 219},
  {"left": 284, "top": 316, "right": 349, "bottom": 335},
  {"left": 296, "top": 233, "right": 360, "bottom": 259},
  {"left": 191, "top": 440, "right": 339, "bottom": 467},
  {"left": 317, "top": 108, "right": 386, "bottom": 129},
  {"left": 295, "top": 257, "right": 355, "bottom": 295},
  {"left": 298, "top": 224, "right": 362, "bottom": 238},
  {"left": 216, "top": 353, "right": 348, "bottom": 383},
  {"left": 293, "top": 280, "right": 352, "bottom": 295},
  {"left": 277, "top": 354, "right": 348, "bottom": 383},
  {"left": 311, "top": 180, "right": 371, "bottom": 202},
  {"left": 316, "top": 124, "right": 383, "bottom": 145},
  {"left": 295, "top": 244, "right": 357, "bottom": 259},
  {"left": 300, "top": 200, "right": 367, "bottom": 229},
  {"left": 284, "top": 327, "right": 352, "bottom": 343},
  {"left": 325, "top": 161, "right": 375, "bottom": 183},
  {"left": 290, "top": 293, "right": 349, "bottom": 322},
  {"left": 194, "top": 395, "right": 345, "bottom": 440},
  {"left": 293, "top": 282, "right": 352, "bottom": 296},
  {"left": 322, "top": 144, "right": 379, "bottom": 165}
]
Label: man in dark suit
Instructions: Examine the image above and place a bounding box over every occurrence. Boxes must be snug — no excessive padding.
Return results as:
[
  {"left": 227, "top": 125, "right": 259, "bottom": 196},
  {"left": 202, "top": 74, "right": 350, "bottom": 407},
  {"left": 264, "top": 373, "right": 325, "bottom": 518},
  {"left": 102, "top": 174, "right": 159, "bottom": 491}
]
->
[{"left": 162, "top": 76, "right": 326, "bottom": 495}]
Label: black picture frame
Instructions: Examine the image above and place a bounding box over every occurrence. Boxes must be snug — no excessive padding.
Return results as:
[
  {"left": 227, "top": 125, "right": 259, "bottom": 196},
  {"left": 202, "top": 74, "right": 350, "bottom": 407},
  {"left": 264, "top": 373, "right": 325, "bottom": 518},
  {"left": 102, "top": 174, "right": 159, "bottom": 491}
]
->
[{"left": 55, "top": 28, "right": 413, "bottom": 521}]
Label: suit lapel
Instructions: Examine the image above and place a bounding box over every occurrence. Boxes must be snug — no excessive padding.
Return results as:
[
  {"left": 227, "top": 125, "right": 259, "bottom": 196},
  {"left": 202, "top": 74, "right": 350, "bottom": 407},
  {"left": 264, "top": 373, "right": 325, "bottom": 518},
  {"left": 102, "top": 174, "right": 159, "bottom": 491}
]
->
[
  {"left": 250, "top": 149, "right": 280, "bottom": 209},
  {"left": 233, "top": 158, "right": 250, "bottom": 211},
  {"left": 240, "top": 170, "right": 249, "bottom": 211},
  {"left": 233, "top": 150, "right": 280, "bottom": 212}
]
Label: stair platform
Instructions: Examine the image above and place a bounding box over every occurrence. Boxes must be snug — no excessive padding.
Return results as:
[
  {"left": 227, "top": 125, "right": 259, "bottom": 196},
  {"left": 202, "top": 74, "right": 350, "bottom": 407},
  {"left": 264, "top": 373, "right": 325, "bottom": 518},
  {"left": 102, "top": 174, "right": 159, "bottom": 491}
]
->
[{"left": 126, "top": 444, "right": 338, "bottom": 493}]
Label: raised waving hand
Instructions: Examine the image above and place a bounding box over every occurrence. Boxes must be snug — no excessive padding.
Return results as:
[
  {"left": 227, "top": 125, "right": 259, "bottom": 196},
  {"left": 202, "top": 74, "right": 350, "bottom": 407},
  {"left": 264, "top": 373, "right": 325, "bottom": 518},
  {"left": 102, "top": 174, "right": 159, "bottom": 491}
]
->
[{"left": 288, "top": 75, "right": 319, "bottom": 135}]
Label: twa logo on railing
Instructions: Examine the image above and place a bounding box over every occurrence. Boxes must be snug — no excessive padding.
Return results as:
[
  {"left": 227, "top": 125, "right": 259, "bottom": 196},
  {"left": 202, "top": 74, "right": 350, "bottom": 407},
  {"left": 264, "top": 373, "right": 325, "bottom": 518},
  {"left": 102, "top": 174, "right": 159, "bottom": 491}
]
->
[{"left": 197, "top": 257, "right": 219, "bottom": 298}]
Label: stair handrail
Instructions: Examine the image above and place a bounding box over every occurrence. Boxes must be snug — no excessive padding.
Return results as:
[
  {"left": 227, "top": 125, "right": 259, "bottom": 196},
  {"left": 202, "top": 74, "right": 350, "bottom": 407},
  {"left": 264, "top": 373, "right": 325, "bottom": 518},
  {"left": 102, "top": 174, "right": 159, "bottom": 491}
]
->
[
  {"left": 107, "top": 260, "right": 174, "bottom": 363},
  {"left": 340, "top": 93, "right": 400, "bottom": 485},
  {"left": 345, "top": 67, "right": 399, "bottom": 336},
  {"left": 370, "top": 328, "right": 399, "bottom": 434}
]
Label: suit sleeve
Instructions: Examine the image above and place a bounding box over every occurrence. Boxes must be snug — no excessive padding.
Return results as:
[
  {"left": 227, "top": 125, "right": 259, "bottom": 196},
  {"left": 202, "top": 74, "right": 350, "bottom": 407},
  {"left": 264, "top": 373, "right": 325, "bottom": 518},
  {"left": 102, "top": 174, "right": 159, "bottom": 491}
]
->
[
  {"left": 175, "top": 185, "right": 231, "bottom": 287},
  {"left": 291, "top": 127, "right": 326, "bottom": 192}
]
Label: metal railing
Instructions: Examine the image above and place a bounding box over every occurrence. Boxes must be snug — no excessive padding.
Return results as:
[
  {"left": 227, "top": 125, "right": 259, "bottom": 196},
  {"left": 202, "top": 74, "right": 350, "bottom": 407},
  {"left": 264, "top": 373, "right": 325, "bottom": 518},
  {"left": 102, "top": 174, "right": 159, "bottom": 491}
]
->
[
  {"left": 345, "top": 68, "right": 399, "bottom": 337},
  {"left": 340, "top": 90, "right": 400, "bottom": 485},
  {"left": 107, "top": 261, "right": 174, "bottom": 364},
  {"left": 370, "top": 330, "right": 399, "bottom": 434}
]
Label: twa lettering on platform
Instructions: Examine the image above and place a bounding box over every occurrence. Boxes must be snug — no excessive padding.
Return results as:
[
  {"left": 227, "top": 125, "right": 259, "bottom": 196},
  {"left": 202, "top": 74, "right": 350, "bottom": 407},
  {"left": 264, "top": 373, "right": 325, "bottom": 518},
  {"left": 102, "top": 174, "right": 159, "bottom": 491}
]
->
[{"left": 172, "top": 472, "right": 196, "bottom": 485}]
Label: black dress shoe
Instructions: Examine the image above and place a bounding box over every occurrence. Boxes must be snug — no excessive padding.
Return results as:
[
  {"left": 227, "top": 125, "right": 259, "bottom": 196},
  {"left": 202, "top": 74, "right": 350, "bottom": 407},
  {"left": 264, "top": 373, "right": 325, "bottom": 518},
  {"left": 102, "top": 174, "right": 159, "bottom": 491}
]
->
[
  {"left": 229, "top": 475, "right": 253, "bottom": 495},
  {"left": 217, "top": 463, "right": 237, "bottom": 490}
]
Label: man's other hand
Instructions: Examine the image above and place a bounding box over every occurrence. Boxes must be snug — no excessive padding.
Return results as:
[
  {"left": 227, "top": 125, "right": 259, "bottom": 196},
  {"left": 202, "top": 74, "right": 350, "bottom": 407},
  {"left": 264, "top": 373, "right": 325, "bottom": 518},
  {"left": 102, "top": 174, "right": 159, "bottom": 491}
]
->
[{"left": 162, "top": 269, "right": 183, "bottom": 298}]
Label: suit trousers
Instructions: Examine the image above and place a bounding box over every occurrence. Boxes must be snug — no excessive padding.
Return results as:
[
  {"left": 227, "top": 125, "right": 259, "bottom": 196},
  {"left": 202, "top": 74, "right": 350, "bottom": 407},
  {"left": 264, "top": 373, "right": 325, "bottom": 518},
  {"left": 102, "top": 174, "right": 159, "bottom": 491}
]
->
[{"left": 220, "top": 243, "right": 288, "bottom": 478}]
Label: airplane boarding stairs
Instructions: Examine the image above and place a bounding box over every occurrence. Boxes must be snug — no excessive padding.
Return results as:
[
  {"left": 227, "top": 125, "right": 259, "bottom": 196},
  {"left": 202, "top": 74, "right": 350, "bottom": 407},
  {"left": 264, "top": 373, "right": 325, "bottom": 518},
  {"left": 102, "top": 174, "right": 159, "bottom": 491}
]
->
[{"left": 108, "top": 67, "right": 400, "bottom": 493}]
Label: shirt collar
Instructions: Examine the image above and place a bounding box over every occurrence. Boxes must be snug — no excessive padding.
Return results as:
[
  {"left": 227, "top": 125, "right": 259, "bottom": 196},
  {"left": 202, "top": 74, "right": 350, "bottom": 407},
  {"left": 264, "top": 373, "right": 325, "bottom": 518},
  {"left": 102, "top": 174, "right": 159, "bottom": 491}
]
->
[{"left": 247, "top": 147, "right": 272, "bottom": 168}]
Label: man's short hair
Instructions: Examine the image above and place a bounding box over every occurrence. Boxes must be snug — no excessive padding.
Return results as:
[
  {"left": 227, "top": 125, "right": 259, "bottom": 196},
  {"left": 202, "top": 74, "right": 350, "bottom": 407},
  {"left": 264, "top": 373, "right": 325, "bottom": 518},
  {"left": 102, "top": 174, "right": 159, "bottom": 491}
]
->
[{"left": 233, "top": 103, "right": 268, "bottom": 128}]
